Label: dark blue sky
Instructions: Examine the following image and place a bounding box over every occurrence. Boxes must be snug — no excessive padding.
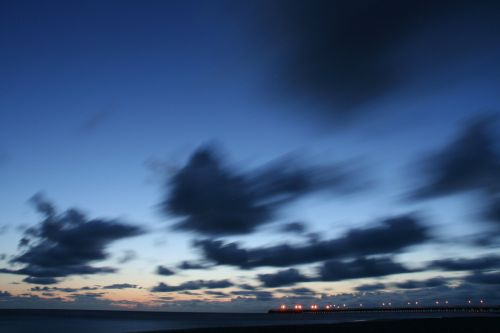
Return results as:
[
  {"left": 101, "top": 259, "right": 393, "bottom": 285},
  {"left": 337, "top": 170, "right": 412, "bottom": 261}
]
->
[{"left": 1, "top": 0, "right": 500, "bottom": 311}]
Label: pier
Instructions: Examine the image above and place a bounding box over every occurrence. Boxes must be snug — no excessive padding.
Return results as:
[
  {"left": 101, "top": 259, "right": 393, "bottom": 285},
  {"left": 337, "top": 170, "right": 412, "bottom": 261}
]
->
[{"left": 268, "top": 306, "right": 500, "bottom": 314}]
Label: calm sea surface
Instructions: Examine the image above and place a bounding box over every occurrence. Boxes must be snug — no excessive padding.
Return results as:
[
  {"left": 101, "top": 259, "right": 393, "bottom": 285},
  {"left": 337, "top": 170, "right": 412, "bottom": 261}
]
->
[{"left": 0, "top": 309, "right": 496, "bottom": 333}]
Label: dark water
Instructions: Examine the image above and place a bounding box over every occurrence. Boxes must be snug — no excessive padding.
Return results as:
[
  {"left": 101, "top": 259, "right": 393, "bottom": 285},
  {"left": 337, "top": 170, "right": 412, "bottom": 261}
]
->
[{"left": 0, "top": 309, "right": 497, "bottom": 333}]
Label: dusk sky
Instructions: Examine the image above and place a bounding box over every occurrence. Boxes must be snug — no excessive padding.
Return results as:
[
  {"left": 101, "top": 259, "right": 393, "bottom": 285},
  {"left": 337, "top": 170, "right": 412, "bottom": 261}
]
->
[{"left": 1, "top": 0, "right": 500, "bottom": 312}]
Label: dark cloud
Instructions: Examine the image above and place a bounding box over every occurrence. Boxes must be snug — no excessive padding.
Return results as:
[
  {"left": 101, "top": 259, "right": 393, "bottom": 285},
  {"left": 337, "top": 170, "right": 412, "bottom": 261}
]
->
[
  {"left": 258, "top": 268, "right": 310, "bottom": 288},
  {"left": 238, "top": 284, "right": 257, "bottom": 291},
  {"left": 102, "top": 283, "right": 139, "bottom": 289},
  {"left": 151, "top": 279, "right": 233, "bottom": 292},
  {"left": 0, "top": 194, "right": 143, "bottom": 284},
  {"left": 465, "top": 271, "right": 500, "bottom": 285},
  {"left": 395, "top": 277, "right": 449, "bottom": 290},
  {"left": 31, "top": 286, "right": 78, "bottom": 293},
  {"left": 156, "top": 265, "right": 175, "bottom": 276},
  {"left": 231, "top": 290, "right": 274, "bottom": 301},
  {"left": 177, "top": 261, "right": 210, "bottom": 270},
  {"left": 195, "top": 215, "right": 429, "bottom": 268},
  {"left": 354, "top": 283, "right": 386, "bottom": 292},
  {"left": 22, "top": 277, "right": 59, "bottom": 285},
  {"left": 257, "top": 1, "right": 500, "bottom": 119},
  {"left": 429, "top": 255, "right": 500, "bottom": 271},
  {"left": 277, "top": 287, "right": 315, "bottom": 296},
  {"left": 414, "top": 117, "right": 500, "bottom": 199},
  {"left": 205, "top": 291, "right": 229, "bottom": 298},
  {"left": 319, "top": 257, "right": 411, "bottom": 281},
  {"left": 71, "top": 292, "right": 106, "bottom": 299},
  {"left": 164, "top": 146, "right": 365, "bottom": 236},
  {"left": 30, "top": 285, "right": 106, "bottom": 292},
  {"left": 0, "top": 290, "right": 12, "bottom": 297},
  {"left": 279, "top": 222, "right": 306, "bottom": 234},
  {"left": 485, "top": 198, "right": 500, "bottom": 224}
]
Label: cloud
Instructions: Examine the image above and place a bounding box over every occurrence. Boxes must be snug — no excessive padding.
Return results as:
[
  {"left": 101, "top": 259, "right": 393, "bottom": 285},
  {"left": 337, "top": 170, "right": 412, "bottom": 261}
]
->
[
  {"left": 279, "top": 222, "right": 306, "bottom": 234},
  {"left": 414, "top": 117, "right": 500, "bottom": 199},
  {"left": 429, "top": 255, "right": 500, "bottom": 271},
  {"left": 354, "top": 283, "right": 386, "bottom": 292},
  {"left": 231, "top": 290, "right": 274, "bottom": 301},
  {"left": 485, "top": 198, "right": 500, "bottom": 224},
  {"left": 151, "top": 279, "right": 233, "bottom": 292},
  {"left": 0, "top": 194, "right": 144, "bottom": 284},
  {"left": 465, "top": 271, "right": 500, "bottom": 285},
  {"left": 394, "top": 277, "right": 449, "bottom": 290},
  {"left": 117, "top": 250, "right": 137, "bottom": 264},
  {"left": 102, "top": 283, "right": 139, "bottom": 290},
  {"left": 195, "top": 215, "right": 429, "bottom": 268},
  {"left": 177, "top": 261, "right": 210, "bottom": 270},
  {"left": 205, "top": 291, "right": 229, "bottom": 298},
  {"left": 30, "top": 285, "right": 132, "bottom": 292},
  {"left": 318, "top": 257, "right": 412, "bottom": 281},
  {"left": 22, "top": 277, "right": 59, "bottom": 285},
  {"left": 238, "top": 284, "right": 257, "bottom": 291},
  {"left": 256, "top": 1, "right": 500, "bottom": 120},
  {"left": 258, "top": 268, "right": 310, "bottom": 287},
  {"left": 0, "top": 290, "right": 12, "bottom": 297},
  {"left": 31, "top": 286, "right": 81, "bottom": 293},
  {"left": 163, "top": 146, "right": 366, "bottom": 236},
  {"left": 156, "top": 265, "right": 175, "bottom": 276},
  {"left": 276, "top": 287, "right": 315, "bottom": 296}
]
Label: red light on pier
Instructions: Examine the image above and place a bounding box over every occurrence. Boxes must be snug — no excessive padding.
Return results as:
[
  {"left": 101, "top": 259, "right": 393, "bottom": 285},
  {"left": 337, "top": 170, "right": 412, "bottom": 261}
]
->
[
  {"left": 294, "top": 304, "right": 303, "bottom": 310},
  {"left": 280, "top": 304, "right": 286, "bottom": 310}
]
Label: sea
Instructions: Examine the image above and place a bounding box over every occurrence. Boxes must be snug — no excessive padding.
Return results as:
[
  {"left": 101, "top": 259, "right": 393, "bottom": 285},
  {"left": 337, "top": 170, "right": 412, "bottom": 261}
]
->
[{"left": 0, "top": 309, "right": 496, "bottom": 333}]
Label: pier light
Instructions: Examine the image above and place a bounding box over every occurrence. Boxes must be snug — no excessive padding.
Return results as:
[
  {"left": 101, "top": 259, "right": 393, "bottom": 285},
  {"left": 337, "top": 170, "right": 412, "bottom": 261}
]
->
[
  {"left": 407, "top": 302, "right": 411, "bottom": 305},
  {"left": 294, "top": 304, "right": 303, "bottom": 310},
  {"left": 382, "top": 302, "right": 385, "bottom": 306},
  {"left": 445, "top": 300, "right": 448, "bottom": 304},
  {"left": 310, "top": 304, "right": 318, "bottom": 310},
  {"left": 325, "top": 304, "right": 331, "bottom": 310},
  {"left": 359, "top": 303, "right": 363, "bottom": 307},
  {"left": 415, "top": 301, "right": 419, "bottom": 305},
  {"left": 280, "top": 304, "right": 287, "bottom": 310},
  {"left": 435, "top": 300, "right": 439, "bottom": 305},
  {"left": 388, "top": 302, "right": 391, "bottom": 306},
  {"left": 468, "top": 300, "right": 471, "bottom": 304},
  {"left": 343, "top": 303, "right": 346, "bottom": 307},
  {"left": 480, "top": 299, "right": 484, "bottom": 304}
]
